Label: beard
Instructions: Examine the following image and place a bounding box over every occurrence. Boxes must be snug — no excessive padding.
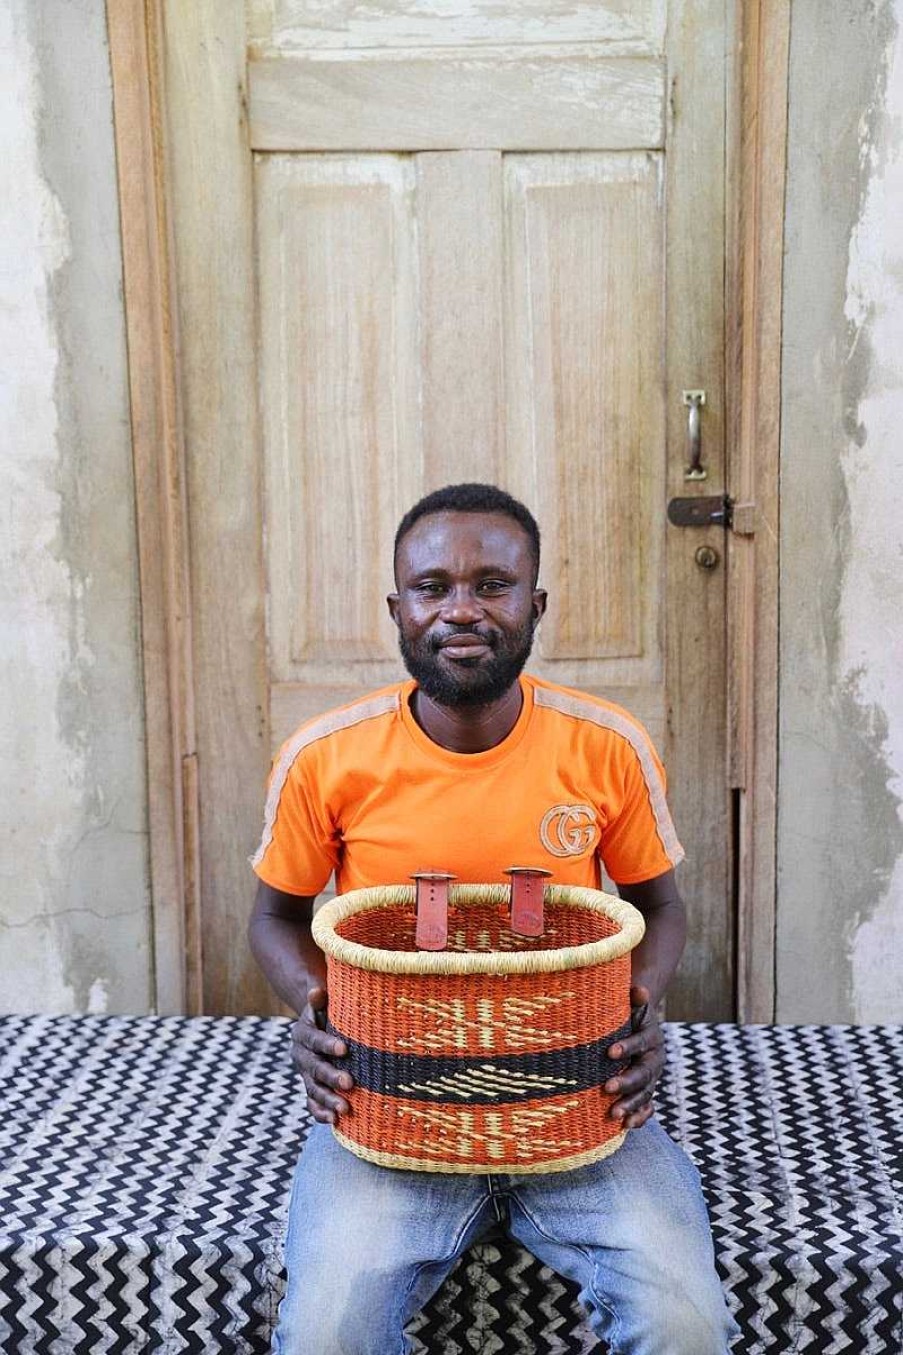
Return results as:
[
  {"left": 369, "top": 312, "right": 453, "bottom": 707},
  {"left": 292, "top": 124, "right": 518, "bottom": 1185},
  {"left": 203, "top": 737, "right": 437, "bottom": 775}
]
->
[{"left": 398, "top": 617, "right": 535, "bottom": 709}]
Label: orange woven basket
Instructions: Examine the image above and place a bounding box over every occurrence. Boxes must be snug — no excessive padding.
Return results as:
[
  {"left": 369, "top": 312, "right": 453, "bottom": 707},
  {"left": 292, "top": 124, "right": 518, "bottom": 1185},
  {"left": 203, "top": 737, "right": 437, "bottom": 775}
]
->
[{"left": 311, "top": 881, "right": 645, "bottom": 1174}]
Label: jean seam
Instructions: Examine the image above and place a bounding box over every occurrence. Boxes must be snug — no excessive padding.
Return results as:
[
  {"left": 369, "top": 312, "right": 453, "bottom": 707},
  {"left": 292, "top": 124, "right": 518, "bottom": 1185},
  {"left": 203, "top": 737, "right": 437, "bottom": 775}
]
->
[
  {"left": 507, "top": 1194, "right": 622, "bottom": 1352},
  {"left": 396, "top": 1195, "right": 494, "bottom": 1355}
]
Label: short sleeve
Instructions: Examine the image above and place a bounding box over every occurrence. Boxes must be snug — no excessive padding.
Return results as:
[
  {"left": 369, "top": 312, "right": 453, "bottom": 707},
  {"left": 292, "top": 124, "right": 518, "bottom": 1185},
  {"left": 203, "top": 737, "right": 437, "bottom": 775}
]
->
[
  {"left": 250, "top": 747, "right": 338, "bottom": 896},
  {"left": 598, "top": 731, "right": 685, "bottom": 885}
]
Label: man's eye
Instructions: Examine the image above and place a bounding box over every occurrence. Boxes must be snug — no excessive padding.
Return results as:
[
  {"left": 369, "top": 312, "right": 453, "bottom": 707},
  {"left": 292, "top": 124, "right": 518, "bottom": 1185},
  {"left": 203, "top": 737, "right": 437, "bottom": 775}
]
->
[
  {"left": 416, "top": 582, "right": 446, "bottom": 596},
  {"left": 479, "top": 580, "right": 509, "bottom": 593}
]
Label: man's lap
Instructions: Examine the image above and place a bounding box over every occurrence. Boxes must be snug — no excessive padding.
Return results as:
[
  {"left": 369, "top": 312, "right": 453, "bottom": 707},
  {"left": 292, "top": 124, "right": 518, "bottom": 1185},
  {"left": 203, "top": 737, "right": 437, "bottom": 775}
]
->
[{"left": 273, "top": 1118, "right": 738, "bottom": 1354}]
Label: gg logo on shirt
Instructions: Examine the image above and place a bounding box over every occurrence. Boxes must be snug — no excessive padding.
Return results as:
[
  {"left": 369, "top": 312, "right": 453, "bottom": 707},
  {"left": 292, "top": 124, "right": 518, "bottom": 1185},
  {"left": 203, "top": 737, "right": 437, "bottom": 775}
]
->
[{"left": 539, "top": 803, "right": 598, "bottom": 858}]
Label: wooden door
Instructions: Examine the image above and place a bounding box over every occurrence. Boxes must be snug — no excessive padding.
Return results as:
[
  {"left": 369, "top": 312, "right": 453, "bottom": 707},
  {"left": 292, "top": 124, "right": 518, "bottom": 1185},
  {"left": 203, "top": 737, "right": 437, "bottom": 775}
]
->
[{"left": 161, "top": 1, "right": 731, "bottom": 1019}]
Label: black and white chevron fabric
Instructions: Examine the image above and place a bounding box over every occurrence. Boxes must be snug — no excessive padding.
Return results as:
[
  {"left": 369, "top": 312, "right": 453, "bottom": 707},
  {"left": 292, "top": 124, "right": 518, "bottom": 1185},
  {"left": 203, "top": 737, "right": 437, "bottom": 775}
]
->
[{"left": 0, "top": 1017, "right": 899, "bottom": 1353}]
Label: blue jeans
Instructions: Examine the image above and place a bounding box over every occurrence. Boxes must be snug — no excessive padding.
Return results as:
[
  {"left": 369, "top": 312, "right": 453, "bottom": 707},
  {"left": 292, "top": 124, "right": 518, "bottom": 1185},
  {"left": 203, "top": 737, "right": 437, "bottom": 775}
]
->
[{"left": 273, "top": 1119, "right": 739, "bottom": 1354}]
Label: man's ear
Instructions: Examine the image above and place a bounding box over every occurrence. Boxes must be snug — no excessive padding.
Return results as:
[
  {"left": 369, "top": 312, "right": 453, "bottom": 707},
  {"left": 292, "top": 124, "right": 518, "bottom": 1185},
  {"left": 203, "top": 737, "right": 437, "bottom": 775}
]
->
[
  {"left": 386, "top": 592, "right": 400, "bottom": 628},
  {"left": 531, "top": 589, "right": 548, "bottom": 628}
]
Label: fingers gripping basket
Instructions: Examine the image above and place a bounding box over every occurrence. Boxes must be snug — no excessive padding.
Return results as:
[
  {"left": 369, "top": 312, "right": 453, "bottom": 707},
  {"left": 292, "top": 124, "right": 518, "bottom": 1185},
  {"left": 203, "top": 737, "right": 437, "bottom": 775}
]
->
[{"left": 311, "top": 881, "right": 645, "bottom": 1174}]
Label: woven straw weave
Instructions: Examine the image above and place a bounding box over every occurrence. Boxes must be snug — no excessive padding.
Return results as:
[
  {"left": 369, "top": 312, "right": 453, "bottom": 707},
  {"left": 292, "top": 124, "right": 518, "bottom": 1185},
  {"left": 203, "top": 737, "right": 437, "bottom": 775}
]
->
[{"left": 312, "top": 884, "right": 645, "bottom": 1173}]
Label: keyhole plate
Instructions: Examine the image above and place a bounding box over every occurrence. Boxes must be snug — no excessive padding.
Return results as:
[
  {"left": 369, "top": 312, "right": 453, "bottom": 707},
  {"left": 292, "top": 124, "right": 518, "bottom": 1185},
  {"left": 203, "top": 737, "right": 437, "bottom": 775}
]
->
[{"left": 695, "top": 544, "right": 720, "bottom": 571}]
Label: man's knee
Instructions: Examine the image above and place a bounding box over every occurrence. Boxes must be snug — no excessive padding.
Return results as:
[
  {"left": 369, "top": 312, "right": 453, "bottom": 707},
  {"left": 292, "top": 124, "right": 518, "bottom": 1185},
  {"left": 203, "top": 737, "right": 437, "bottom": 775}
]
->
[
  {"left": 620, "top": 1294, "right": 737, "bottom": 1355},
  {"left": 273, "top": 1280, "right": 407, "bottom": 1355},
  {"left": 585, "top": 1284, "right": 736, "bottom": 1355}
]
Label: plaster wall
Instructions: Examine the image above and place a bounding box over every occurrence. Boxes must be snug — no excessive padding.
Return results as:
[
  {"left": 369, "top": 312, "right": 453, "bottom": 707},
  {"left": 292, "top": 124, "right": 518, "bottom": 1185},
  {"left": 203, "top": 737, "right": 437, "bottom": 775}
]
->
[
  {"left": 0, "top": 1, "right": 152, "bottom": 1013},
  {"left": 778, "top": 0, "right": 903, "bottom": 1022}
]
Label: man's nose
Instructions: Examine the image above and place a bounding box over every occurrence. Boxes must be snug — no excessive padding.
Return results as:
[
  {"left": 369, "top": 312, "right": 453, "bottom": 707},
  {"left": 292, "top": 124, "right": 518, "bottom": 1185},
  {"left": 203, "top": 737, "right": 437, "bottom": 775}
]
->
[{"left": 440, "top": 587, "right": 484, "bottom": 623}]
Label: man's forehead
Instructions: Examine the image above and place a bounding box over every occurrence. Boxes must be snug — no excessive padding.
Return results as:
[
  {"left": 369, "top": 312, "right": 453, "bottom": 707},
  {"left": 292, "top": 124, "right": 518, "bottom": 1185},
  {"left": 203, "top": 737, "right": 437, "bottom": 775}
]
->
[{"left": 397, "top": 511, "right": 532, "bottom": 571}]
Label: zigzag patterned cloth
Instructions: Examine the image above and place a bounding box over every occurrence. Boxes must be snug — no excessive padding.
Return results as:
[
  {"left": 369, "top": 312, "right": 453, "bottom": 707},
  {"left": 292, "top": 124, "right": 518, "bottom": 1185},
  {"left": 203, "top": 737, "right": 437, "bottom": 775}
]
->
[{"left": 0, "top": 1017, "right": 899, "bottom": 1353}]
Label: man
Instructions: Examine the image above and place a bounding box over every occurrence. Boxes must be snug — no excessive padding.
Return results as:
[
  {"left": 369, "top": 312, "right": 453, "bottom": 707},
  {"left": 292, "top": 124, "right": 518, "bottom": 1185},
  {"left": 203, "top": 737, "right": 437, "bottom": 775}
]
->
[{"left": 249, "top": 483, "right": 738, "bottom": 1354}]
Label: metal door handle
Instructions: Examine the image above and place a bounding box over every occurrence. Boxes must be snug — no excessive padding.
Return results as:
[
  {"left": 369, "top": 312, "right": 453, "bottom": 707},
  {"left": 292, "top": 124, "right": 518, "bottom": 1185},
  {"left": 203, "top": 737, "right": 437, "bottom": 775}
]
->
[{"left": 683, "top": 390, "right": 707, "bottom": 480}]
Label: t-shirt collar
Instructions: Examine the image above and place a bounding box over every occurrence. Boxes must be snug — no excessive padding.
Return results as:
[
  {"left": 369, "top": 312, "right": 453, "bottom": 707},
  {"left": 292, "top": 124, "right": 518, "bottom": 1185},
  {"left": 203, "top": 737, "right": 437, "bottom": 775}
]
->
[{"left": 399, "top": 674, "right": 535, "bottom": 770}]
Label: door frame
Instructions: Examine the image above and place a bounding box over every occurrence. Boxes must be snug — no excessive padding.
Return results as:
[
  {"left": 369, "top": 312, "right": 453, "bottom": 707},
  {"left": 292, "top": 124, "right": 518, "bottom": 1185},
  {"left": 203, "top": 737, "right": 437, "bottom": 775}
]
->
[
  {"left": 107, "top": 0, "right": 202, "bottom": 1014},
  {"left": 726, "top": 0, "right": 790, "bottom": 1024},
  {"left": 108, "top": 0, "right": 789, "bottom": 1020}
]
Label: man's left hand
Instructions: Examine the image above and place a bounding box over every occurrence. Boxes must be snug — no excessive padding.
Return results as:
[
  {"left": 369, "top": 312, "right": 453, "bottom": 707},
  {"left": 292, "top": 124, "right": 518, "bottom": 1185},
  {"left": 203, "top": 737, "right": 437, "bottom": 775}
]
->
[{"left": 604, "top": 984, "right": 664, "bottom": 1130}]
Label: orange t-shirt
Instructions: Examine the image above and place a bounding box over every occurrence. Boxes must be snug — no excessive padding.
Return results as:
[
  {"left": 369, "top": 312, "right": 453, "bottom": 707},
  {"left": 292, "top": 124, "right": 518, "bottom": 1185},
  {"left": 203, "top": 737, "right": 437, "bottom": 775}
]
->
[{"left": 252, "top": 674, "right": 684, "bottom": 896}]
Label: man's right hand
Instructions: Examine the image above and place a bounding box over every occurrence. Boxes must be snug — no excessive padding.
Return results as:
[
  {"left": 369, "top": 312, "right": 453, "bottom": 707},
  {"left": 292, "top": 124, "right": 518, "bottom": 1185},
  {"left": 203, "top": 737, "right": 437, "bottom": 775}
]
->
[
  {"left": 291, "top": 985, "right": 354, "bottom": 1124},
  {"left": 248, "top": 883, "right": 355, "bottom": 1123}
]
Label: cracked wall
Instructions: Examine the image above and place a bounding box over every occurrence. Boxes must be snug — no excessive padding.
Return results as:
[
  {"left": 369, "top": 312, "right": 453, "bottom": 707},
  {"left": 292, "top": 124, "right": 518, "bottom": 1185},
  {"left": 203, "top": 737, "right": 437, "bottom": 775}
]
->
[
  {"left": 0, "top": 1, "right": 152, "bottom": 1013},
  {"left": 778, "top": 0, "right": 903, "bottom": 1022}
]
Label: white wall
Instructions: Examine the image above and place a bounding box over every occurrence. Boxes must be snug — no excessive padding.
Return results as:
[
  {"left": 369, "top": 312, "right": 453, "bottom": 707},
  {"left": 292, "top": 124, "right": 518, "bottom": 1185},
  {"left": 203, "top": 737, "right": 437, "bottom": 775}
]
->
[
  {"left": 778, "top": 0, "right": 903, "bottom": 1022},
  {"left": 0, "top": 1, "right": 152, "bottom": 1013}
]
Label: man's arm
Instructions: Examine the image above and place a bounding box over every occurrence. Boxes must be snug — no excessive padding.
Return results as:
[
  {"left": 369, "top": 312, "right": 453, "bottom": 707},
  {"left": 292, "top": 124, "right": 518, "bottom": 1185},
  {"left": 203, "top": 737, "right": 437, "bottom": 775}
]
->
[
  {"left": 604, "top": 869, "right": 687, "bottom": 1130},
  {"left": 248, "top": 881, "right": 353, "bottom": 1124},
  {"left": 618, "top": 868, "right": 687, "bottom": 1007}
]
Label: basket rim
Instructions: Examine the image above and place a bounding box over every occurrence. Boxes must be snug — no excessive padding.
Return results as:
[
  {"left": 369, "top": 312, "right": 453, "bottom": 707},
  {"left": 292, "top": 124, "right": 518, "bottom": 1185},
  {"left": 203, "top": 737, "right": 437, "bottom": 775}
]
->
[{"left": 311, "top": 883, "right": 645, "bottom": 976}]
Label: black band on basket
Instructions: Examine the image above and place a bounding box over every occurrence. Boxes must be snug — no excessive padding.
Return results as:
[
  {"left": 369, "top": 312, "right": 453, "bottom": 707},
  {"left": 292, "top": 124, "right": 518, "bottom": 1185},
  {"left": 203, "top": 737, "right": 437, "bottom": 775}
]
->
[{"left": 325, "top": 1018, "right": 633, "bottom": 1104}]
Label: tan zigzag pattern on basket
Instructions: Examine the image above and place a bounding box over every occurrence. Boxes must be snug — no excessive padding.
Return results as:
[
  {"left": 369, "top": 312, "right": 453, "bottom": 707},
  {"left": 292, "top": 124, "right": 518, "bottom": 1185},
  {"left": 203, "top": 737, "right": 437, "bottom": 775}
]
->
[
  {"left": 395, "top": 1100, "right": 585, "bottom": 1162},
  {"left": 393, "top": 993, "right": 576, "bottom": 1054},
  {"left": 445, "top": 925, "right": 565, "bottom": 953},
  {"left": 397, "top": 1066, "right": 579, "bottom": 1101}
]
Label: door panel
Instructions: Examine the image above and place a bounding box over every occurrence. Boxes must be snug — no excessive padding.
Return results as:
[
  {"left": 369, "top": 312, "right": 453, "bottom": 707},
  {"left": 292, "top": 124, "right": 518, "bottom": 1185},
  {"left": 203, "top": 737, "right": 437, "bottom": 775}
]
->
[
  {"left": 248, "top": 55, "right": 665, "bottom": 152},
  {"left": 258, "top": 155, "right": 420, "bottom": 698},
  {"left": 249, "top": 0, "right": 666, "bottom": 51},
  {"left": 503, "top": 154, "right": 664, "bottom": 680}
]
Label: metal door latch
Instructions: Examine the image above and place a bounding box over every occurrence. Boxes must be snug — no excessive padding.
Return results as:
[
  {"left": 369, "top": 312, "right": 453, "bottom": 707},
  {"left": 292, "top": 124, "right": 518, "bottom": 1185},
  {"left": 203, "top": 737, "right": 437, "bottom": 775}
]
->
[
  {"left": 668, "top": 494, "right": 732, "bottom": 528},
  {"left": 666, "top": 495, "right": 757, "bottom": 535}
]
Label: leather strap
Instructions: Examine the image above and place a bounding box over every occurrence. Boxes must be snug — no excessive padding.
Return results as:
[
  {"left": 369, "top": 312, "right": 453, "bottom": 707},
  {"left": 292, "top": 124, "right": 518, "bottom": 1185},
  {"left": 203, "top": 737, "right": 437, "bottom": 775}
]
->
[
  {"left": 505, "top": 867, "right": 552, "bottom": 937},
  {"left": 412, "top": 872, "right": 455, "bottom": 950}
]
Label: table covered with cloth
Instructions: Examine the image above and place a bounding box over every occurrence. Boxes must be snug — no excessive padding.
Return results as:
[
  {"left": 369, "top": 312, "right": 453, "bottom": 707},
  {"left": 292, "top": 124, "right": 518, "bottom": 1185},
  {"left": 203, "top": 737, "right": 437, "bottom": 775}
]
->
[{"left": 0, "top": 1016, "right": 899, "bottom": 1354}]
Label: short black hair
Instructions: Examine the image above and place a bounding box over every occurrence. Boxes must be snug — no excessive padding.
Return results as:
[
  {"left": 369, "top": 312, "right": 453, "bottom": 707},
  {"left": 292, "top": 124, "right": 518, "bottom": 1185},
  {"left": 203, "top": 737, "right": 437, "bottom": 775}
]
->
[{"left": 394, "top": 483, "right": 541, "bottom": 584}]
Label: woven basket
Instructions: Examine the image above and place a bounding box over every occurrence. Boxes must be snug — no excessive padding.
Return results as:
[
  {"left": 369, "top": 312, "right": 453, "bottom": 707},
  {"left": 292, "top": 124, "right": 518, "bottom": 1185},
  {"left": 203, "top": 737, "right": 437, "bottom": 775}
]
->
[{"left": 311, "top": 883, "right": 645, "bottom": 1174}]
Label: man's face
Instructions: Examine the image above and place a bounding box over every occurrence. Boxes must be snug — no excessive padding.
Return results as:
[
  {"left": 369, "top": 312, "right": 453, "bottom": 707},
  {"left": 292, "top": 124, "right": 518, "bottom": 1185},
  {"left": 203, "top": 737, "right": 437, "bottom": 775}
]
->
[{"left": 388, "top": 511, "right": 547, "bottom": 708}]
